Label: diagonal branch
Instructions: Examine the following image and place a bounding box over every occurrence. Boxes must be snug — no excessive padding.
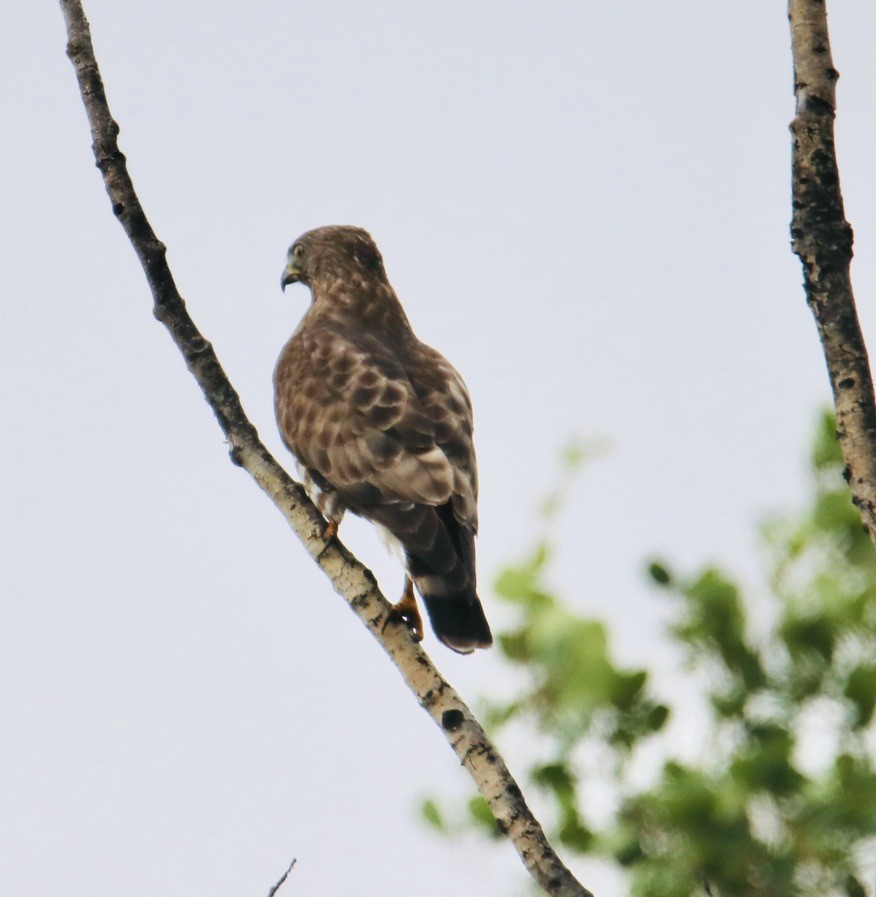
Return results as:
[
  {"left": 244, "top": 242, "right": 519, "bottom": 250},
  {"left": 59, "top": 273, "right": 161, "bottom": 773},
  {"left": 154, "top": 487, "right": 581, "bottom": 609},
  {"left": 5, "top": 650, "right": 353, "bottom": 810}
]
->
[
  {"left": 789, "top": 0, "right": 876, "bottom": 542},
  {"left": 57, "top": 2, "right": 592, "bottom": 895}
]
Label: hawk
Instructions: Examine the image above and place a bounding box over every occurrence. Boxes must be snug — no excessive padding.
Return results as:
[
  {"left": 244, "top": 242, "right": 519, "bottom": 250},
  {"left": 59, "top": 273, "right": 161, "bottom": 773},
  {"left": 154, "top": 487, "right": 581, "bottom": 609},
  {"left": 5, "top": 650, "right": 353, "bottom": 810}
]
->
[{"left": 274, "top": 226, "right": 492, "bottom": 654}]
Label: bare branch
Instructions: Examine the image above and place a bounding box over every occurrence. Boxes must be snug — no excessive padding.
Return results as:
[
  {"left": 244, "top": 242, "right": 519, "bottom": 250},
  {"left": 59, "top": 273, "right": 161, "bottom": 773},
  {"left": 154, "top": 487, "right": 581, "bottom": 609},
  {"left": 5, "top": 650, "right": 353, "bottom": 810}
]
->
[
  {"left": 789, "top": 0, "right": 876, "bottom": 540},
  {"left": 267, "top": 859, "right": 296, "bottom": 897},
  {"left": 56, "top": 2, "right": 592, "bottom": 895}
]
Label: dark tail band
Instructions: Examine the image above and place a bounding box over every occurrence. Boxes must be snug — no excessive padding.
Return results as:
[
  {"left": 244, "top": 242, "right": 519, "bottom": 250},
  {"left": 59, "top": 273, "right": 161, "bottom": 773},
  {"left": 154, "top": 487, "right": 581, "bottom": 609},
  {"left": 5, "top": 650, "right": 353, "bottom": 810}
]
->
[{"left": 422, "top": 593, "right": 492, "bottom": 654}]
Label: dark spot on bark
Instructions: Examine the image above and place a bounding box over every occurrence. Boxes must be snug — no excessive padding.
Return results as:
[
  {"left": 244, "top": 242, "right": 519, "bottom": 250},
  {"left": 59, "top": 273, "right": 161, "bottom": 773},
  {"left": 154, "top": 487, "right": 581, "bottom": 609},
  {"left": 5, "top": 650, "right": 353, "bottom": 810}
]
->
[
  {"left": 496, "top": 818, "right": 508, "bottom": 834},
  {"left": 350, "top": 589, "right": 371, "bottom": 608},
  {"left": 548, "top": 877, "right": 562, "bottom": 892},
  {"left": 187, "top": 335, "right": 211, "bottom": 356},
  {"left": 843, "top": 465, "right": 851, "bottom": 482},
  {"left": 441, "top": 709, "right": 464, "bottom": 732},
  {"left": 505, "top": 781, "right": 523, "bottom": 801},
  {"left": 838, "top": 377, "right": 856, "bottom": 389},
  {"left": 805, "top": 95, "right": 834, "bottom": 116},
  {"left": 112, "top": 201, "right": 124, "bottom": 217}
]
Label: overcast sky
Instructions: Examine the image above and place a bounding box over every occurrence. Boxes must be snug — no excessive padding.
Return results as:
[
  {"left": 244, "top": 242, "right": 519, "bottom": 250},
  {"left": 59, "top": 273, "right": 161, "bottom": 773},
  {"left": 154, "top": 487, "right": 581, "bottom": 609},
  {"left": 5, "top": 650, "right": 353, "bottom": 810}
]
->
[{"left": 4, "top": 3, "right": 876, "bottom": 896}]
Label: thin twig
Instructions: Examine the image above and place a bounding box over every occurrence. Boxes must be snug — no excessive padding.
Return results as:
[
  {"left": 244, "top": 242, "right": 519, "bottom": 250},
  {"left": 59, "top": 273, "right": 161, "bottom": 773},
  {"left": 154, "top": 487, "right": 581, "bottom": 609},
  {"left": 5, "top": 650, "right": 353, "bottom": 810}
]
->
[
  {"left": 266, "top": 858, "right": 296, "bottom": 897},
  {"left": 56, "top": 2, "right": 592, "bottom": 895},
  {"left": 789, "top": 0, "right": 876, "bottom": 541}
]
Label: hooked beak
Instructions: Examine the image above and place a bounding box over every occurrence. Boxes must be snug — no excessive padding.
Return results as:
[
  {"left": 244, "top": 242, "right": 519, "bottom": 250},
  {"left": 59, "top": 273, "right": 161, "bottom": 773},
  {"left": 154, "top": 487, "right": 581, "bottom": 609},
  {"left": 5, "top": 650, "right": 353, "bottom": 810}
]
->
[{"left": 280, "top": 262, "right": 302, "bottom": 292}]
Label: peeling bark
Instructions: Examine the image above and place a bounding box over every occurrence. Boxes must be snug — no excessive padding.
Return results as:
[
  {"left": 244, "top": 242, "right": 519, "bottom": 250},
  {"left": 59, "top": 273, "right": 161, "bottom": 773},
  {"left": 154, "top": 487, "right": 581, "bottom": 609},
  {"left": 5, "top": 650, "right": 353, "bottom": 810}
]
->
[
  {"left": 789, "top": 0, "right": 876, "bottom": 540},
  {"left": 57, "top": 2, "right": 592, "bottom": 895}
]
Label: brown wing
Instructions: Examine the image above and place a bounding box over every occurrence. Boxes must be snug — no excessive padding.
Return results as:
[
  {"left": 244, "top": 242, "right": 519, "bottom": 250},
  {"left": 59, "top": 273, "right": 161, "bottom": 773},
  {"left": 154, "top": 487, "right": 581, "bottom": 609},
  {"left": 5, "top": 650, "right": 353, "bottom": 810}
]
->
[
  {"left": 275, "top": 321, "right": 489, "bottom": 653},
  {"left": 273, "top": 325, "right": 457, "bottom": 510},
  {"left": 404, "top": 341, "right": 478, "bottom": 531}
]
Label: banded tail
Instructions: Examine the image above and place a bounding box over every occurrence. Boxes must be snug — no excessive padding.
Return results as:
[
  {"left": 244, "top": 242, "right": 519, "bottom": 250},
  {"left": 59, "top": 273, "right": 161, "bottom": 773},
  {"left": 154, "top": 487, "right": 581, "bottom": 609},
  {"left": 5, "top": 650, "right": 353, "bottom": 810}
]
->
[{"left": 369, "top": 501, "right": 492, "bottom": 653}]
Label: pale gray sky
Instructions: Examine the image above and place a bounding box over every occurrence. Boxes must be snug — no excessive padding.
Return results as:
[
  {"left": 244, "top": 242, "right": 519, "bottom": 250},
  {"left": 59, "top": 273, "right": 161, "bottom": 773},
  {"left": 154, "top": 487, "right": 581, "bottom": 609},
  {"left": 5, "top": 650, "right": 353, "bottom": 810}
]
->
[{"left": 4, "top": 3, "right": 876, "bottom": 896}]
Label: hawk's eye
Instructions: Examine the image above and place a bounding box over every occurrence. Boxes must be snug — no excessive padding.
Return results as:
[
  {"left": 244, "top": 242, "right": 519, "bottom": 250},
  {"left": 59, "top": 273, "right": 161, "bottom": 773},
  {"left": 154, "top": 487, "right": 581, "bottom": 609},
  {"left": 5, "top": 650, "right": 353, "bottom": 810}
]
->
[{"left": 354, "top": 247, "right": 380, "bottom": 270}]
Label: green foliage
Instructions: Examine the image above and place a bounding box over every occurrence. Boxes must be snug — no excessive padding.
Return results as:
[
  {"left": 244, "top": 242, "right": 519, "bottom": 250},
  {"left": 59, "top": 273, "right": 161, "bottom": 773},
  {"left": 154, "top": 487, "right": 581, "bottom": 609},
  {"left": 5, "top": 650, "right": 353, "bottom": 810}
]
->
[
  {"left": 493, "top": 551, "right": 668, "bottom": 751},
  {"left": 420, "top": 798, "right": 446, "bottom": 832},
  {"left": 422, "top": 411, "right": 876, "bottom": 896}
]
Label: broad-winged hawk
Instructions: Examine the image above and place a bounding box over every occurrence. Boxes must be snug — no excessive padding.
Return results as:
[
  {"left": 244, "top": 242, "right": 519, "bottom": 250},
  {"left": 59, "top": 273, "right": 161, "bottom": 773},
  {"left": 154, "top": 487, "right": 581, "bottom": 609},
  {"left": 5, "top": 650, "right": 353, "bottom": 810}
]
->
[{"left": 274, "top": 226, "right": 492, "bottom": 654}]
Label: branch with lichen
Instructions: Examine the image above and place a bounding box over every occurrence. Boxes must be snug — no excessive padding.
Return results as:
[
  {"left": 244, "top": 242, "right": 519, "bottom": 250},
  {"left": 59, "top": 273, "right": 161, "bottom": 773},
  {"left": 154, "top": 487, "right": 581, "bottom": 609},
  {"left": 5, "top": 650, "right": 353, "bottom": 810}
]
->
[
  {"left": 789, "top": 0, "right": 876, "bottom": 543},
  {"left": 56, "top": 2, "right": 592, "bottom": 895}
]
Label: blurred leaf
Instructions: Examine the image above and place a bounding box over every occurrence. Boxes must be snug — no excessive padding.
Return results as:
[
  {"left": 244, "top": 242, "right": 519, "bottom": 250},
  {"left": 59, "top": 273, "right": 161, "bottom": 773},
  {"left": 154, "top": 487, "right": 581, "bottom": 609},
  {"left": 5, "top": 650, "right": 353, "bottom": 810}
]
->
[
  {"left": 531, "top": 761, "right": 576, "bottom": 795},
  {"left": 494, "top": 569, "right": 551, "bottom": 610},
  {"left": 812, "top": 410, "right": 842, "bottom": 470},
  {"left": 420, "top": 799, "right": 445, "bottom": 832},
  {"left": 844, "top": 664, "right": 876, "bottom": 727},
  {"left": 611, "top": 670, "right": 648, "bottom": 711},
  {"left": 467, "top": 795, "right": 501, "bottom": 838},
  {"left": 480, "top": 699, "right": 521, "bottom": 730},
  {"left": 780, "top": 613, "right": 835, "bottom": 661},
  {"left": 648, "top": 560, "right": 673, "bottom": 587},
  {"left": 497, "top": 629, "right": 531, "bottom": 663},
  {"left": 730, "top": 726, "right": 803, "bottom": 795},
  {"left": 558, "top": 815, "right": 594, "bottom": 852},
  {"left": 812, "top": 491, "right": 860, "bottom": 534},
  {"left": 646, "top": 703, "right": 670, "bottom": 732},
  {"left": 560, "top": 435, "right": 610, "bottom": 473},
  {"left": 710, "top": 682, "right": 748, "bottom": 718},
  {"left": 845, "top": 874, "right": 866, "bottom": 897},
  {"left": 608, "top": 825, "right": 645, "bottom": 867}
]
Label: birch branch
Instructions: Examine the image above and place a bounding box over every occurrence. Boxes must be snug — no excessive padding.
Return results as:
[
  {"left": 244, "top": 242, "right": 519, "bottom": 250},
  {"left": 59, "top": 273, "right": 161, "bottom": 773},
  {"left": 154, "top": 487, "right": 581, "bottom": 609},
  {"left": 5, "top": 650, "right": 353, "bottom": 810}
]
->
[
  {"left": 57, "top": 2, "right": 592, "bottom": 895},
  {"left": 789, "top": 0, "right": 876, "bottom": 541}
]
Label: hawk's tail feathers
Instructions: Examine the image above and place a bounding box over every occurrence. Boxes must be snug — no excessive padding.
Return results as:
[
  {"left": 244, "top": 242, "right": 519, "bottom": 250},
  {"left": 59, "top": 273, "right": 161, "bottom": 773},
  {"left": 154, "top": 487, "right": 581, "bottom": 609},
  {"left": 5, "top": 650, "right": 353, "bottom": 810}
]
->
[{"left": 421, "top": 592, "right": 492, "bottom": 655}]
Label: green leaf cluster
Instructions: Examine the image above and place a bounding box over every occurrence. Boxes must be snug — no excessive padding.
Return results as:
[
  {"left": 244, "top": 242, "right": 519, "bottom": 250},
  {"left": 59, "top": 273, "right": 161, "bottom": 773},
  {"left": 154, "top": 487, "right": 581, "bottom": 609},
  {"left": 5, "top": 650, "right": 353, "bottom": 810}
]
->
[{"left": 422, "top": 412, "right": 876, "bottom": 896}]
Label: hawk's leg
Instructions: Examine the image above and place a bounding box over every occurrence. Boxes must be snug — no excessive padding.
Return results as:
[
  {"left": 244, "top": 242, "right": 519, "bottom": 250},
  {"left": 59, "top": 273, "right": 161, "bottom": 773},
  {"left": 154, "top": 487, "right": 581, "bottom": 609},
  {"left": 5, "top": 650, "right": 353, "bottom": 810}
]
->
[
  {"left": 386, "top": 577, "right": 424, "bottom": 643},
  {"left": 300, "top": 466, "right": 344, "bottom": 543},
  {"left": 317, "top": 507, "right": 344, "bottom": 543}
]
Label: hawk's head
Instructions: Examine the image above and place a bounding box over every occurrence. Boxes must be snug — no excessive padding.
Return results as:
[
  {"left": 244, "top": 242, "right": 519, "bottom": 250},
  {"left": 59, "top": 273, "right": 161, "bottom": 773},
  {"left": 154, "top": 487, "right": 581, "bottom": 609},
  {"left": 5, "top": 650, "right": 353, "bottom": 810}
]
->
[{"left": 281, "top": 225, "right": 386, "bottom": 291}]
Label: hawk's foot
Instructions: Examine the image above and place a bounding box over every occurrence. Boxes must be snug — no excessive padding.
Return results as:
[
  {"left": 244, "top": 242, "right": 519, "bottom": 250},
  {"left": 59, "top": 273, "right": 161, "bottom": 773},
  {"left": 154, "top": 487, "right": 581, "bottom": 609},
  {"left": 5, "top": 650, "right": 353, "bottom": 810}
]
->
[
  {"left": 385, "top": 579, "right": 424, "bottom": 643},
  {"left": 322, "top": 519, "right": 339, "bottom": 543}
]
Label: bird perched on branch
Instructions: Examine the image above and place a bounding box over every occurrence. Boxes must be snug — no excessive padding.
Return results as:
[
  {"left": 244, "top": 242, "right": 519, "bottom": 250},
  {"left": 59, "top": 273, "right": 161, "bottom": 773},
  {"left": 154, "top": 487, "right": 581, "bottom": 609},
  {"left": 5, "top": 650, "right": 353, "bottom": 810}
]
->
[{"left": 274, "top": 225, "right": 492, "bottom": 653}]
